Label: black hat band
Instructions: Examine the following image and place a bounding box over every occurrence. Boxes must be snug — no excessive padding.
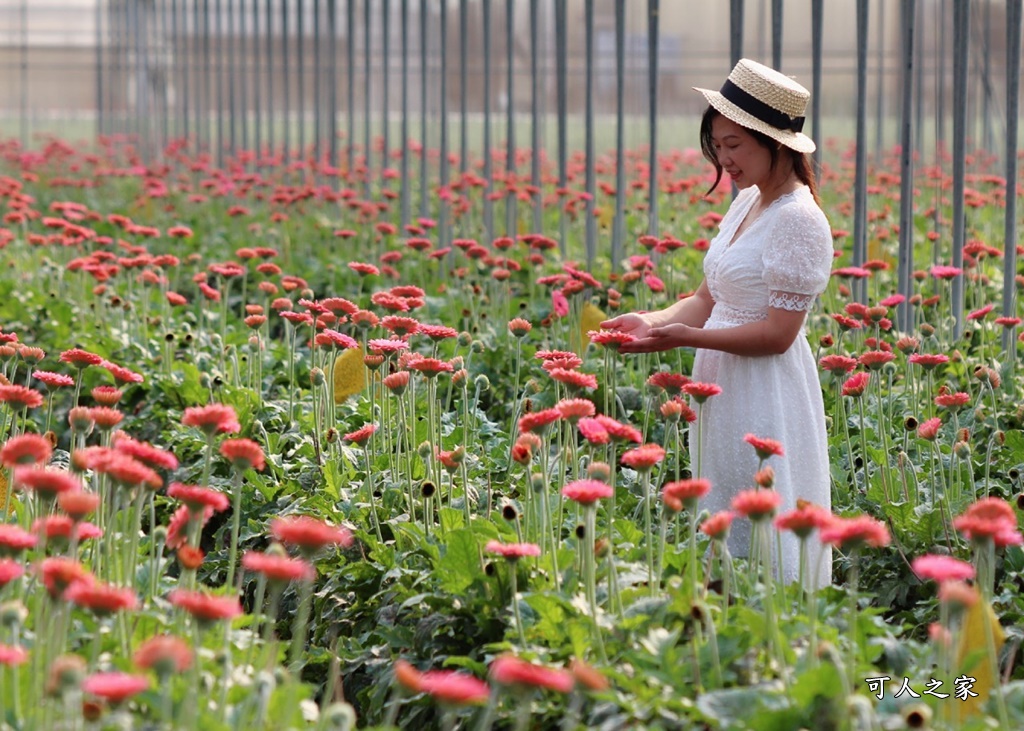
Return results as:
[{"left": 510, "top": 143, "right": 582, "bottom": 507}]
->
[{"left": 719, "top": 79, "right": 805, "bottom": 133}]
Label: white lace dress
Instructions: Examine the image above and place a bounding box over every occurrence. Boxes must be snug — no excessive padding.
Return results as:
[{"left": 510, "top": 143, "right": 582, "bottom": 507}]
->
[{"left": 690, "top": 185, "right": 834, "bottom": 589}]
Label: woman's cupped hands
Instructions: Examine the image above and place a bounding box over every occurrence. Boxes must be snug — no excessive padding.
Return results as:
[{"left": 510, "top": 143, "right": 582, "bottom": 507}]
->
[{"left": 599, "top": 314, "right": 698, "bottom": 353}]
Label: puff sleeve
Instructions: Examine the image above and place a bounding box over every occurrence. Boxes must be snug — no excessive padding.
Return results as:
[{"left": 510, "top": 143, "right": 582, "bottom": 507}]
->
[{"left": 761, "top": 200, "right": 834, "bottom": 312}]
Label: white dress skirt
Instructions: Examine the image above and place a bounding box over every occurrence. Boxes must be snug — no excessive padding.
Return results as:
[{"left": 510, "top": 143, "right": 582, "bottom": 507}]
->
[{"left": 689, "top": 184, "right": 834, "bottom": 589}]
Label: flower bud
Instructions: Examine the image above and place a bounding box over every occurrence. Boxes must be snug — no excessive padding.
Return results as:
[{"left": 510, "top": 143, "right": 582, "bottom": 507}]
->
[
  {"left": 587, "top": 462, "right": 611, "bottom": 482},
  {"left": 417, "top": 441, "right": 433, "bottom": 459},
  {"left": 0, "top": 601, "right": 27, "bottom": 628},
  {"left": 457, "top": 332, "right": 473, "bottom": 347},
  {"left": 530, "top": 473, "right": 546, "bottom": 493}
]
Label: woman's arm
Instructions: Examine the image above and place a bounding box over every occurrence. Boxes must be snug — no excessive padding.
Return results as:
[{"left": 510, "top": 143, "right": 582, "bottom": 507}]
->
[
  {"left": 600, "top": 279, "right": 716, "bottom": 339},
  {"left": 618, "top": 304, "right": 807, "bottom": 357}
]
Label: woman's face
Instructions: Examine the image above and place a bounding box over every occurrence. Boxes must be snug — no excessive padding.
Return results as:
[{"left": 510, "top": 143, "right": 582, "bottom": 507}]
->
[{"left": 710, "top": 116, "right": 776, "bottom": 190}]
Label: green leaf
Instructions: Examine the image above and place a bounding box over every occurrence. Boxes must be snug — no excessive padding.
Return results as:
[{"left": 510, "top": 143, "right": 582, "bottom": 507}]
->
[{"left": 435, "top": 528, "right": 480, "bottom": 594}]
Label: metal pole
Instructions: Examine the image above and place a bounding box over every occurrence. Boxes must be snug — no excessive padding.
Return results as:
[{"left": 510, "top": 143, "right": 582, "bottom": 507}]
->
[
  {"left": 771, "top": 0, "right": 783, "bottom": 69},
  {"left": 530, "top": 0, "right": 541, "bottom": 234},
  {"left": 347, "top": 0, "right": 356, "bottom": 169},
  {"left": 873, "top": 0, "right": 885, "bottom": 160},
  {"left": 982, "top": 0, "right": 992, "bottom": 150},
  {"left": 440, "top": 0, "right": 450, "bottom": 245},
  {"left": 611, "top": 0, "right": 625, "bottom": 269},
  {"left": 419, "top": 0, "right": 428, "bottom": 217},
  {"left": 555, "top": 0, "right": 567, "bottom": 255},
  {"left": 266, "top": 0, "right": 275, "bottom": 157},
  {"left": 584, "top": 0, "right": 595, "bottom": 267},
  {"left": 202, "top": 0, "right": 211, "bottom": 152},
  {"left": 950, "top": 0, "right": 969, "bottom": 339},
  {"left": 896, "top": 0, "right": 915, "bottom": 331},
  {"left": 239, "top": 0, "right": 249, "bottom": 155},
  {"left": 459, "top": 0, "right": 468, "bottom": 172},
  {"left": 282, "top": 0, "right": 291, "bottom": 157},
  {"left": 505, "top": 0, "right": 516, "bottom": 236},
  {"left": 253, "top": 0, "right": 262, "bottom": 156},
  {"left": 730, "top": 0, "right": 744, "bottom": 67},
  {"left": 936, "top": 0, "right": 946, "bottom": 151},
  {"left": 180, "top": 0, "right": 189, "bottom": 145},
  {"left": 315, "top": 0, "right": 323, "bottom": 167},
  {"left": 853, "top": 0, "right": 869, "bottom": 304},
  {"left": 298, "top": 0, "right": 305, "bottom": 157},
  {"left": 97, "top": 0, "right": 105, "bottom": 138},
  {"left": 160, "top": 0, "right": 171, "bottom": 150},
  {"left": 913, "top": 0, "right": 924, "bottom": 155},
  {"left": 228, "top": 0, "right": 238, "bottom": 158},
  {"left": 215, "top": 0, "right": 224, "bottom": 166},
  {"left": 400, "top": 0, "right": 410, "bottom": 226},
  {"left": 811, "top": 0, "right": 823, "bottom": 174},
  {"left": 329, "top": 0, "right": 339, "bottom": 172},
  {"left": 382, "top": 0, "right": 391, "bottom": 177},
  {"left": 364, "top": 0, "right": 373, "bottom": 191},
  {"left": 1002, "top": 0, "right": 1022, "bottom": 353},
  {"left": 483, "top": 0, "right": 493, "bottom": 239},
  {"left": 647, "top": 0, "right": 659, "bottom": 237}
]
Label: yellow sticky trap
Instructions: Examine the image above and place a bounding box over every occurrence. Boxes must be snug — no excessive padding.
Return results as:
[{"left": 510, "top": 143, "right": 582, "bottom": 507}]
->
[
  {"left": 0, "top": 471, "right": 12, "bottom": 519},
  {"left": 956, "top": 597, "right": 1005, "bottom": 720},
  {"left": 333, "top": 346, "right": 367, "bottom": 403},
  {"left": 597, "top": 206, "right": 614, "bottom": 231},
  {"left": 577, "top": 301, "right": 607, "bottom": 356}
]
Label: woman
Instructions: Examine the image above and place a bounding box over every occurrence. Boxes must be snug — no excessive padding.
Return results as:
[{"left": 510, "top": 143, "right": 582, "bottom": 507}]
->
[{"left": 601, "top": 59, "right": 834, "bottom": 588}]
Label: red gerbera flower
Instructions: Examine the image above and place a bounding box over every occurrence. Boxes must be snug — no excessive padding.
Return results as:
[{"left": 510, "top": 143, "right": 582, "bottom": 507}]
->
[
  {"left": 576, "top": 417, "right": 610, "bottom": 445},
  {"left": 182, "top": 404, "right": 241, "bottom": 436},
  {"left": 343, "top": 424, "right": 377, "bottom": 447},
  {"left": 620, "top": 444, "right": 666, "bottom": 472},
  {"left": 858, "top": 350, "right": 896, "bottom": 370},
  {"left": 65, "top": 581, "right": 138, "bottom": 616},
  {"left": 270, "top": 516, "right": 354, "bottom": 553},
  {"left": 0, "top": 644, "right": 28, "bottom": 667},
  {"left": 819, "top": 514, "right": 891, "bottom": 550},
  {"left": 774, "top": 503, "right": 833, "bottom": 538},
  {"left": 646, "top": 371, "right": 691, "bottom": 396},
  {"left": 661, "top": 479, "right": 711, "bottom": 512},
  {"left": 731, "top": 489, "right": 783, "bottom": 521},
  {"left": 59, "top": 348, "right": 104, "bottom": 369},
  {"left": 0, "top": 524, "right": 36, "bottom": 556},
  {"left": 593, "top": 415, "right": 643, "bottom": 444},
  {"left": 167, "top": 483, "right": 230, "bottom": 515},
  {"left": 32, "top": 370, "right": 74, "bottom": 389},
  {"left": 418, "top": 670, "right": 491, "bottom": 706},
  {"left": 489, "top": 655, "right": 574, "bottom": 693},
  {"left": 134, "top": 635, "right": 193, "bottom": 675},
  {"left": 91, "top": 385, "right": 123, "bottom": 405},
  {"left": 841, "top": 372, "right": 870, "bottom": 397},
  {"left": 0, "top": 559, "right": 25, "bottom": 587},
  {"left": 13, "top": 466, "right": 81, "bottom": 499},
  {"left": 168, "top": 590, "right": 243, "bottom": 625},
  {"left": 935, "top": 392, "right": 970, "bottom": 411},
  {"left": 682, "top": 381, "right": 722, "bottom": 404},
  {"left": 219, "top": 438, "right": 265, "bottom": 471},
  {"left": 562, "top": 479, "right": 614, "bottom": 505},
  {"left": 39, "top": 557, "right": 93, "bottom": 599},
  {"left": 911, "top": 555, "right": 975, "bottom": 583},
  {"left": 908, "top": 353, "right": 949, "bottom": 370},
  {"left": 588, "top": 330, "right": 637, "bottom": 351},
  {"left": 408, "top": 357, "right": 455, "bottom": 378},
  {"left": 82, "top": 672, "right": 149, "bottom": 704},
  {"left": 818, "top": 355, "right": 858, "bottom": 377},
  {"left": 0, "top": 433, "right": 52, "bottom": 466},
  {"left": 518, "top": 408, "right": 562, "bottom": 435},
  {"left": 485, "top": 541, "right": 542, "bottom": 560},
  {"left": 0, "top": 385, "right": 44, "bottom": 410},
  {"left": 242, "top": 551, "right": 316, "bottom": 583},
  {"left": 743, "top": 434, "right": 785, "bottom": 460}
]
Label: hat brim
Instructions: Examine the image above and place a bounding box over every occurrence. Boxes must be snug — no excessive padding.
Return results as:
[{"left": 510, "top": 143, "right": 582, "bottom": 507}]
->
[{"left": 694, "top": 86, "right": 816, "bottom": 154}]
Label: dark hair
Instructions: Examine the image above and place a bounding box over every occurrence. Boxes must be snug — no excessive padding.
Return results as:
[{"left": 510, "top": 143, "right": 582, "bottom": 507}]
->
[{"left": 699, "top": 106, "right": 820, "bottom": 204}]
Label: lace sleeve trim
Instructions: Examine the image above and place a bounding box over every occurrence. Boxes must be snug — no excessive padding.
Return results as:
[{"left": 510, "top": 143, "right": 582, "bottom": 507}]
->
[{"left": 768, "top": 290, "right": 816, "bottom": 312}]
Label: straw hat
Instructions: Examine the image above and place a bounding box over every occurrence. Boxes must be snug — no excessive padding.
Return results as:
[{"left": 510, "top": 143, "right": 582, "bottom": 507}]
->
[{"left": 694, "top": 58, "right": 815, "bottom": 154}]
